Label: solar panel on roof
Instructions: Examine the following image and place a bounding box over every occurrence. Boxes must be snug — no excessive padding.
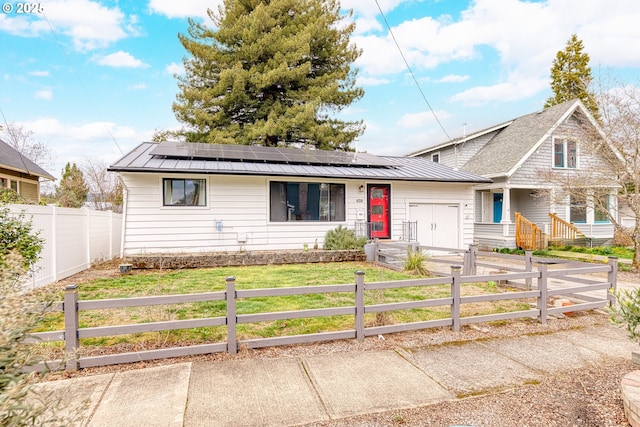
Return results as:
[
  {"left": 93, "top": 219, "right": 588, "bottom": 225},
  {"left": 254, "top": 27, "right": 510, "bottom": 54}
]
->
[{"left": 148, "top": 141, "right": 398, "bottom": 167}]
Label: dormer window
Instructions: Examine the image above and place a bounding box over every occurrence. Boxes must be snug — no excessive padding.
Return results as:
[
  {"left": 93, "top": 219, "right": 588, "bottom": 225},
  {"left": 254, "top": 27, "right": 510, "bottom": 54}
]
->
[{"left": 553, "top": 138, "right": 577, "bottom": 169}]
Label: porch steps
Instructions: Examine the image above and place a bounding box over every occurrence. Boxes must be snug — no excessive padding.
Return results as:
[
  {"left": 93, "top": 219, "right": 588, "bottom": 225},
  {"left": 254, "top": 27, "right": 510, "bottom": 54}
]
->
[{"left": 375, "top": 241, "right": 416, "bottom": 271}]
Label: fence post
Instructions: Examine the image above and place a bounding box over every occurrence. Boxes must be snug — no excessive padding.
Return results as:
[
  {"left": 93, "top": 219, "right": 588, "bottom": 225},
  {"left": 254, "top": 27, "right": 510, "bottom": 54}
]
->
[
  {"left": 355, "top": 271, "right": 365, "bottom": 342},
  {"left": 226, "top": 277, "right": 237, "bottom": 354},
  {"left": 462, "top": 251, "right": 470, "bottom": 276},
  {"left": 64, "top": 285, "right": 79, "bottom": 371},
  {"left": 374, "top": 238, "right": 379, "bottom": 263},
  {"left": 525, "top": 249, "right": 533, "bottom": 290},
  {"left": 608, "top": 257, "right": 618, "bottom": 306},
  {"left": 537, "top": 262, "right": 549, "bottom": 325},
  {"left": 451, "top": 266, "right": 461, "bottom": 332},
  {"left": 469, "top": 244, "right": 477, "bottom": 276}
]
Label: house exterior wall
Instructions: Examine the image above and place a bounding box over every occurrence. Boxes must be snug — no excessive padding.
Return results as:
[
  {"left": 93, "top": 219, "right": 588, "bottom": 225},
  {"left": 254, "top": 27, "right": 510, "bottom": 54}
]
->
[
  {"left": 509, "top": 116, "right": 610, "bottom": 186},
  {"left": 416, "top": 130, "right": 500, "bottom": 169},
  {"left": 119, "top": 172, "right": 476, "bottom": 255},
  {"left": 0, "top": 167, "right": 40, "bottom": 203}
]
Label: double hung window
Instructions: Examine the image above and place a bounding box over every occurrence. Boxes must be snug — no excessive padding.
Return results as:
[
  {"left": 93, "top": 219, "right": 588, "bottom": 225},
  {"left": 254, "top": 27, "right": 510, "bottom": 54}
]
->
[
  {"left": 570, "top": 195, "right": 586, "bottom": 223},
  {"left": 594, "top": 193, "right": 610, "bottom": 223},
  {"left": 553, "top": 138, "right": 577, "bottom": 169}
]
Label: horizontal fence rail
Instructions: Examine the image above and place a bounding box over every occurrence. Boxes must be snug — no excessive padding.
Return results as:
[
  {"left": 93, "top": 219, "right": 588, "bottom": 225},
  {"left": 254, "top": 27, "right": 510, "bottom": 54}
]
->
[{"left": 28, "top": 251, "right": 619, "bottom": 372}]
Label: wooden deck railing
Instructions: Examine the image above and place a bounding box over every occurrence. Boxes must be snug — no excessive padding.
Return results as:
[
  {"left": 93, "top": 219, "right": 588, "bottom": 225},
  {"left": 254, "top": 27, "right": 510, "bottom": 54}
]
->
[
  {"left": 515, "top": 212, "right": 547, "bottom": 250},
  {"left": 549, "top": 213, "right": 587, "bottom": 243}
]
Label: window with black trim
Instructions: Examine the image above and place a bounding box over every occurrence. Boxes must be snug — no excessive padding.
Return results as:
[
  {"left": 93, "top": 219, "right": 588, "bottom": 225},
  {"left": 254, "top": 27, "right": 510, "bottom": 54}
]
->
[
  {"left": 431, "top": 153, "right": 440, "bottom": 163},
  {"left": 163, "top": 178, "right": 206, "bottom": 206},
  {"left": 553, "top": 138, "right": 577, "bottom": 168},
  {"left": 270, "top": 181, "right": 345, "bottom": 222}
]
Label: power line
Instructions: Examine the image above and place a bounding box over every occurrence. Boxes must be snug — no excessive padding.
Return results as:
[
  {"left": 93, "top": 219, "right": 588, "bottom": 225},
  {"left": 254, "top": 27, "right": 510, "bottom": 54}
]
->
[
  {"left": 373, "top": 0, "right": 452, "bottom": 142},
  {"left": 41, "top": 11, "right": 124, "bottom": 155}
]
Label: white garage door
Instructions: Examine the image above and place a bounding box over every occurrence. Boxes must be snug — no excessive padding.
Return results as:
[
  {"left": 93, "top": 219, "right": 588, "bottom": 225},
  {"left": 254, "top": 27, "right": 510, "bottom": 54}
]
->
[{"left": 408, "top": 203, "right": 460, "bottom": 250}]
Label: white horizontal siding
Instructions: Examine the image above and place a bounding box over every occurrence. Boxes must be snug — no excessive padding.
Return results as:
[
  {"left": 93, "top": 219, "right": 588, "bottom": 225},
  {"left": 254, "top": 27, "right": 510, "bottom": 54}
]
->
[
  {"left": 391, "top": 182, "right": 475, "bottom": 249},
  {"left": 120, "top": 173, "right": 476, "bottom": 254}
]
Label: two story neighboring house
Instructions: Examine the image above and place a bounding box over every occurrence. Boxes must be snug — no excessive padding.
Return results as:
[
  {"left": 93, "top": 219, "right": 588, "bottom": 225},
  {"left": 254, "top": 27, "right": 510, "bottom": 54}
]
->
[
  {"left": 0, "top": 138, "right": 55, "bottom": 203},
  {"left": 409, "top": 99, "right": 617, "bottom": 250}
]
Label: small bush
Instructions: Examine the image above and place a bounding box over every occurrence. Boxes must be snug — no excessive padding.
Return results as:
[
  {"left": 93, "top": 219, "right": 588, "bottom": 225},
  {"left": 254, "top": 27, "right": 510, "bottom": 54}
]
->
[
  {"left": 0, "top": 205, "right": 43, "bottom": 268},
  {"left": 404, "top": 249, "right": 429, "bottom": 276},
  {"left": 323, "top": 226, "right": 368, "bottom": 251},
  {"left": 611, "top": 288, "right": 640, "bottom": 344},
  {"left": 0, "top": 188, "right": 26, "bottom": 204},
  {"left": 591, "top": 246, "right": 614, "bottom": 256},
  {"left": 0, "top": 202, "right": 79, "bottom": 426}
]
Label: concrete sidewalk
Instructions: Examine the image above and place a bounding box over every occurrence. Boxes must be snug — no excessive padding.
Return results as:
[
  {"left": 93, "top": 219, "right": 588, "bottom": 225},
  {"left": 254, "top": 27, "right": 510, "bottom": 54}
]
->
[{"left": 33, "top": 323, "right": 637, "bottom": 427}]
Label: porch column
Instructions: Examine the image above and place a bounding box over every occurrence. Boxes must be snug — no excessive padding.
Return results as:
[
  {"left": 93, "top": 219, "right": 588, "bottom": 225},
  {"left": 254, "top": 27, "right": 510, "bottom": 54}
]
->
[{"left": 501, "top": 187, "right": 511, "bottom": 237}]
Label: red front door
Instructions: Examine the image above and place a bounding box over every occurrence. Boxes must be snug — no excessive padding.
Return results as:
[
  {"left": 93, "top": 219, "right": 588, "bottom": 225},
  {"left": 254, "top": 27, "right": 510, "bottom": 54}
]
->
[{"left": 368, "top": 185, "right": 390, "bottom": 238}]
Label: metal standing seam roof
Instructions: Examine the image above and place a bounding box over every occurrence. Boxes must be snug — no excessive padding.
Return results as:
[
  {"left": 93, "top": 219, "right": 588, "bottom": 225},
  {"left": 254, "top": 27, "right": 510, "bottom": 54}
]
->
[
  {"left": 108, "top": 141, "right": 491, "bottom": 183},
  {"left": 0, "top": 138, "right": 55, "bottom": 180}
]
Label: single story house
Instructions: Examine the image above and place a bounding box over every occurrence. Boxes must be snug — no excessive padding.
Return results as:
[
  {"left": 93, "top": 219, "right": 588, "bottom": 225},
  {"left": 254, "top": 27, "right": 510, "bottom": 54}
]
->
[
  {"left": 0, "top": 138, "right": 55, "bottom": 203},
  {"left": 108, "top": 141, "right": 490, "bottom": 255},
  {"left": 409, "top": 99, "right": 618, "bottom": 249}
]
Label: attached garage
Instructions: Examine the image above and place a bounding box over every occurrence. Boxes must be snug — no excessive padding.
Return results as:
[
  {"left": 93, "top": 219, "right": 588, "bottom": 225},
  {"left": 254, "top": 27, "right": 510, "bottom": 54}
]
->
[
  {"left": 109, "top": 141, "right": 491, "bottom": 255},
  {"left": 409, "top": 203, "right": 460, "bottom": 249}
]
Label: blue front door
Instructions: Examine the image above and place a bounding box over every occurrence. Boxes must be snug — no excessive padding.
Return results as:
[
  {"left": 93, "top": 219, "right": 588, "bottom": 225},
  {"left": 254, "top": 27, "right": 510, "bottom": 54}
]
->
[{"left": 493, "top": 193, "right": 503, "bottom": 223}]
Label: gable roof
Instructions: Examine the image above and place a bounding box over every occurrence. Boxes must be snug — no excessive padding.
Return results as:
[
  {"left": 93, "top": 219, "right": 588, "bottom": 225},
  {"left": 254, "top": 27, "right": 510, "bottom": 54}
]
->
[
  {"left": 408, "top": 120, "right": 513, "bottom": 157},
  {"left": 462, "top": 99, "right": 588, "bottom": 177},
  {"left": 109, "top": 141, "right": 491, "bottom": 183},
  {"left": 409, "top": 99, "right": 599, "bottom": 179},
  {"left": 0, "top": 138, "right": 55, "bottom": 180}
]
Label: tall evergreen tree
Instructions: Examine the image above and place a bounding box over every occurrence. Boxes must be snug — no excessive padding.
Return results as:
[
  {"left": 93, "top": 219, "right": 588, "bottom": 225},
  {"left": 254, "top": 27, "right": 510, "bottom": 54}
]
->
[
  {"left": 173, "top": 0, "right": 364, "bottom": 150},
  {"left": 55, "top": 162, "right": 88, "bottom": 208},
  {"left": 544, "top": 34, "right": 599, "bottom": 117}
]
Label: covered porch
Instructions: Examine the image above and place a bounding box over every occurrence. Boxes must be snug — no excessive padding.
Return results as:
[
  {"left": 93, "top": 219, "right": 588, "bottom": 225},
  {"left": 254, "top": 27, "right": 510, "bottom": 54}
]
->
[{"left": 473, "top": 186, "right": 615, "bottom": 250}]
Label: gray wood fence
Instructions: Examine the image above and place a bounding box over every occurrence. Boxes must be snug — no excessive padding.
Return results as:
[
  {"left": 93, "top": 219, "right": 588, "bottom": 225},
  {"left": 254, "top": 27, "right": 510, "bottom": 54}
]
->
[{"left": 29, "top": 252, "right": 618, "bottom": 371}]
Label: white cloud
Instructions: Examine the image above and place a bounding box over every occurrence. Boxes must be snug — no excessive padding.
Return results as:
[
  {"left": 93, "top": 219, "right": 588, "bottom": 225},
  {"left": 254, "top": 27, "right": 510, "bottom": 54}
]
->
[
  {"left": 398, "top": 110, "right": 452, "bottom": 128},
  {"left": 148, "top": 0, "right": 215, "bottom": 20},
  {"left": 165, "top": 62, "right": 185, "bottom": 75},
  {"left": 358, "top": 76, "right": 389, "bottom": 86},
  {"left": 16, "top": 118, "right": 151, "bottom": 179},
  {"left": 352, "top": 0, "right": 640, "bottom": 106},
  {"left": 436, "top": 74, "right": 469, "bottom": 83},
  {"left": 96, "top": 51, "right": 148, "bottom": 68},
  {"left": 128, "top": 83, "right": 147, "bottom": 91},
  {"left": 34, "top": 89, "right": 53, "bottom": 100},
  {"left": 451, "top": 76, "right": 549, "bottom": 106},
  {"left": 29, "top": 70, "right": 50, "bottom": 77},
  {"left": 0, "top": 1, "right": 139, "bottom": 51}
]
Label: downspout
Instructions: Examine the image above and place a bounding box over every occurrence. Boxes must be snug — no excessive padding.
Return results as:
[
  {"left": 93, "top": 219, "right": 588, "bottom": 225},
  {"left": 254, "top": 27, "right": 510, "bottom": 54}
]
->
[{"left": 118, "top": 174, "right": 129, "bottom": 260}]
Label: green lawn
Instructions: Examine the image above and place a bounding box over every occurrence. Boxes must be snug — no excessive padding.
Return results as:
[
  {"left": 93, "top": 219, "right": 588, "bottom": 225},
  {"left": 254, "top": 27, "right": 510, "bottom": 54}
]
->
[{"left": 36, "top": 262, "right": 533, "bottom": 354}]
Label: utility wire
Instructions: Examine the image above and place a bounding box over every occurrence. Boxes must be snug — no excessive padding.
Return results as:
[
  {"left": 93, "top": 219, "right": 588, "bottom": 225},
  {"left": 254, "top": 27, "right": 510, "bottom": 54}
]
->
[
  {"left": 373, "top": 0, "right": 452, "bottom": 142},
  {"left": 41, "top": 11, "right": 124, "bottom": 155}
]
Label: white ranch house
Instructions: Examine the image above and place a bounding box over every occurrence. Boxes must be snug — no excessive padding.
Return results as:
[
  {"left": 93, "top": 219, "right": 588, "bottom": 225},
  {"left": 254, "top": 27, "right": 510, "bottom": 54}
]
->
[{"left": 108, "top": 141, "right": 490, "bottom": 256}]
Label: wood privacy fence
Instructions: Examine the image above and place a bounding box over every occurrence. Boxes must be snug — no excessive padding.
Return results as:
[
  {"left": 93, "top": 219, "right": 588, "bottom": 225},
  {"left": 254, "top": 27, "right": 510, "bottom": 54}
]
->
[
  {"left": 30, "top": 251, "right": 618, "bottom": 371},
  {"left": 8, "top": 204, "right": 122, "bottom": 289}
]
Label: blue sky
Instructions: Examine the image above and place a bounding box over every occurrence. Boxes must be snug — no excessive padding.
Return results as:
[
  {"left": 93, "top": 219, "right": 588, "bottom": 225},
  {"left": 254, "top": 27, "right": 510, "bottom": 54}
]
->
[{"left": 2, "top": 0, "right": 640, "bottom": 180}]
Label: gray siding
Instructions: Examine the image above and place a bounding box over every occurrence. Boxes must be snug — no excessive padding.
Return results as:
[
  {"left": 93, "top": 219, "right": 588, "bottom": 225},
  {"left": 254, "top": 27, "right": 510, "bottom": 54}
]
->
[{"left": 416, "top": 130, "right": 500, "bottom": 170}]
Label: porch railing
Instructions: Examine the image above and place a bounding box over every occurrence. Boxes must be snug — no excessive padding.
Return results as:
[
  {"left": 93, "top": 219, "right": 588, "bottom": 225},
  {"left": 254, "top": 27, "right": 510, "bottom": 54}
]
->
[
  {"left": 549, "top": 213, "right": 588, "bottom": 245},
  {"left": 515, "top": 212, "right": 547, "bottom": 250}
]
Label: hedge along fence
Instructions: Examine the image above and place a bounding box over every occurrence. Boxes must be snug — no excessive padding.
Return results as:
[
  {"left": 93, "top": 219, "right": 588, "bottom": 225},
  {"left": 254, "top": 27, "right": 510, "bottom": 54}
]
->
[{"left": 28, "top": 256, "right": 618, "bottom": 372}]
